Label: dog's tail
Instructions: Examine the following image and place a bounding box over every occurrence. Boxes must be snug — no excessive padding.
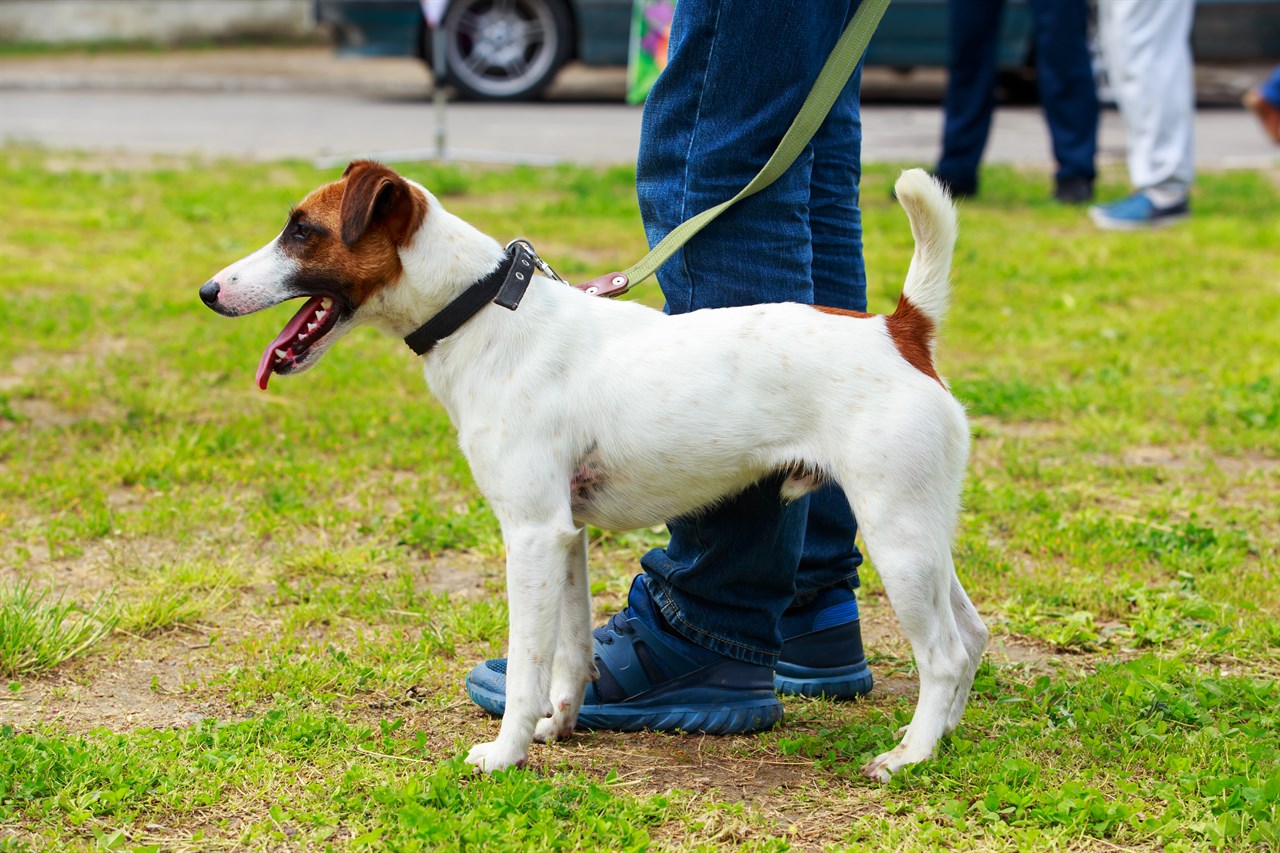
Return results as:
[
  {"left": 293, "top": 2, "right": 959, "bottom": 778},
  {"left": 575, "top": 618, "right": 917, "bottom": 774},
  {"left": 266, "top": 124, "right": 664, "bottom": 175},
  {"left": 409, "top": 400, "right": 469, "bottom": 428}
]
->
[
  {"left": 883, "top": 170, "right": 958, "bottom": 381},
  {"left": 893, "top": 168, "right": 958, "bottom": 328}
]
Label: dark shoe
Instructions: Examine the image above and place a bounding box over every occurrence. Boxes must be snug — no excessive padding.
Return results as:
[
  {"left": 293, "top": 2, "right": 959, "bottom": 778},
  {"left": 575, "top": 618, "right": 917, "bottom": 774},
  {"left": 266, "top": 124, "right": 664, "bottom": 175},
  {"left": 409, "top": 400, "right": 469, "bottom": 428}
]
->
[
  {"left": 465, "top": 575, "right": 783, "bottom": 734},
  {"left": 775, "top": 587, "right": 874, "bottom": 699},
  {"left": 1054, "top": 176, "right": 1095, "bottom": 204},
  {"left": 1089, "top": 192, "right": 1190, "bottom": 230}
]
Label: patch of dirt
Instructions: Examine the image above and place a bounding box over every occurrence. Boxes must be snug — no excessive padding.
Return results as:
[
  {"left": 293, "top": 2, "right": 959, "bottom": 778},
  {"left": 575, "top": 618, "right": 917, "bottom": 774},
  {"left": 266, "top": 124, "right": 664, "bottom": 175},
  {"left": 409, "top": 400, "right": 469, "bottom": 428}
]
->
[
  {"left": 970, "top": 416, "right": 1061, "bottom": 440},
  {"left": 1091, "top": 443, "right": 1280, "bottom": 475},
  {"left": 1, "top": 341, "right": 134, "bottom": 429},
  {"left": 420, "top": 551, "right": 501, "bottom": 599},
  {"left": 2, "top": 539, "right": 117, "bottom": 600},
  {"left": 971, "top": 421, "right": 1280, "bottom": 483},
  {"left": 2, "top": 533, "right": 262, "bottom": 601},
  {"left": 2, "top": 630, "right": 233, "bottom": 733},
  {"left": 859, "top": 595, "right": 1058, "bottom": 670},
  {"left": 1207, "top": 451, "right": 1280, "bottom": 476},
  {"left": 1, "top": 338, "right": 131, "bottom": 390},
  {"left": 409, "top": 724, "right": 877, "bottom": 853},
  {"left": 1118, "top": 444, "right": 1197, "bottom": 470},
  {"left": 1, "top": 396, "right": 122, "bottom": 430}
]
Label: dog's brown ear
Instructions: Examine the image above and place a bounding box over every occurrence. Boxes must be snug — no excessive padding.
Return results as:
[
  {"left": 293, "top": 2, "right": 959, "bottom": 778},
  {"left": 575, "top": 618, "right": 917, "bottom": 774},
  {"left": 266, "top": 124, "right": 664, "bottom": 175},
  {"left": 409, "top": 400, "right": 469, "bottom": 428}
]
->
[{"left": 339, "top": 161, "right": 426, "bottom": 249}]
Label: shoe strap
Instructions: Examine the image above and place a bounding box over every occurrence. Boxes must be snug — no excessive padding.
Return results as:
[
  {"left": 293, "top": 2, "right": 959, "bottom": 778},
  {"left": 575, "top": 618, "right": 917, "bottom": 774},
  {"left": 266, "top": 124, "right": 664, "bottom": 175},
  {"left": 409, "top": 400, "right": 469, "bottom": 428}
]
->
[
  {"left": 812, "top": 599, "right": 860, "bottom": 631},
  {"left": 593, "top": 614, "right": 701, "bottom": 699}
]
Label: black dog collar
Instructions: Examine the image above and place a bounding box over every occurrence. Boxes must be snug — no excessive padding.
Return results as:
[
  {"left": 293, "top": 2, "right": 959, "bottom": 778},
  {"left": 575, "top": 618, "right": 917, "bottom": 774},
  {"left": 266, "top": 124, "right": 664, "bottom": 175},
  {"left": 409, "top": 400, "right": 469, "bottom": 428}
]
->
[{"left": 403, "top": 242, "right": 538, "bottom": 355}]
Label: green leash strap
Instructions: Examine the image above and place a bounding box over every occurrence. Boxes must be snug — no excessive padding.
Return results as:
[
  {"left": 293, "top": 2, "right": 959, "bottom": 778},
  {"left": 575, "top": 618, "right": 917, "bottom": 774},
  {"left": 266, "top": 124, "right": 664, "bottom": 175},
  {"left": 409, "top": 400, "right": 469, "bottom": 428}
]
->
[{"left": 576, "top": 0, "right": 892, "bottom": 298}]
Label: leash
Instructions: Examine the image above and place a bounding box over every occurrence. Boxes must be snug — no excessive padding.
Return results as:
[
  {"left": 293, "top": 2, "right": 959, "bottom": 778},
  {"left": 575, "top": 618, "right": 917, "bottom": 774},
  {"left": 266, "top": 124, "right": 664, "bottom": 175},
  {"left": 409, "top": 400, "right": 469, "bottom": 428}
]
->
[
  {"left": 575, "top": 0, "right": 893, "bottom": 299},
  {"left": 403, "top": 0, "right": 891, "bottom": 354}
]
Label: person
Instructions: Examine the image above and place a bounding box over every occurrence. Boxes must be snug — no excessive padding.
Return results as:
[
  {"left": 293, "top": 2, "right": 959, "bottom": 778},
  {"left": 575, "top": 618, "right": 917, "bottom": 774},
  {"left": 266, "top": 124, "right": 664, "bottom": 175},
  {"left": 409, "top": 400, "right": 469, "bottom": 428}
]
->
[
  {"left": 935, "top": 0, "right": 1099, "bottom": 203},
  {"left": 1090, "top": 0, "right": 1196, "bottom": 230},
  {"left": 1243, "top": 67, "right": 1280, "bottom": 145},
  {"left": 936, "top": 0, "right": 1095, "bottom": 202},
  {"left": 466, "top": 0, "right": 874, "bottom": 733}
]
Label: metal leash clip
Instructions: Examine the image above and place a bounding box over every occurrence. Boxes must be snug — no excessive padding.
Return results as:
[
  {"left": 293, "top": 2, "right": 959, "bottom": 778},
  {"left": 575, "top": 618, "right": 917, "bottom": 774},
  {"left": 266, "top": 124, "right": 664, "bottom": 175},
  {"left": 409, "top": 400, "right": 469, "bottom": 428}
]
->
[
  {"left": 505, "top": 238, "right": 567, "bottom": 285},
  {"left": 505, "top": 237, "right": 630, "bottom": 299}
]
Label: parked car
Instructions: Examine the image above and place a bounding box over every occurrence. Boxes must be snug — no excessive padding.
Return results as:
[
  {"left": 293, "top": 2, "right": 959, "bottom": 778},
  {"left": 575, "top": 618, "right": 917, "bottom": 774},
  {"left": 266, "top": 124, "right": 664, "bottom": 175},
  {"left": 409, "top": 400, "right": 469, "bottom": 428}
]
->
[
  {"left": 314, "top": 0, "right": 1280, "bottom": 102},
  {"left": 315, "top": 0, "right": 631, "bottom": 100}
]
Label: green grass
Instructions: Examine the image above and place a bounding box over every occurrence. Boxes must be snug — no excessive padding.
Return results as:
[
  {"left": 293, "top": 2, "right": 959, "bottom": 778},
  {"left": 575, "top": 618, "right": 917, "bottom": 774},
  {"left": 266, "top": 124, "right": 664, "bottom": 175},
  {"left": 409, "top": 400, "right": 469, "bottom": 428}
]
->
[
  {"left": 1, "top": 148, "right": 1277, "bottom": 850},
  {"left": 117, "top": 561, "right": 231, "bottom": 637},
  {"left": 0, "top": 582, "right": 118, "bottom": 678}
]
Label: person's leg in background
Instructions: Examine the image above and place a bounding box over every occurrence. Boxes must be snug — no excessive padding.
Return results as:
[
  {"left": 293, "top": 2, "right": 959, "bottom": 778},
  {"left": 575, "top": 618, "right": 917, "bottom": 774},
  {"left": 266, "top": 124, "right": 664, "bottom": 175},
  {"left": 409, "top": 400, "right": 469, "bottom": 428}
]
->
[
  {"left": 935, "top": 0, "right": 1005, "bottom": 197},
  {"left": 1091, "top": 0, "right": 1196, "bottom": 228},
  {"left": 1028, "top": 0, "right": 1099, "bottom": 203}
]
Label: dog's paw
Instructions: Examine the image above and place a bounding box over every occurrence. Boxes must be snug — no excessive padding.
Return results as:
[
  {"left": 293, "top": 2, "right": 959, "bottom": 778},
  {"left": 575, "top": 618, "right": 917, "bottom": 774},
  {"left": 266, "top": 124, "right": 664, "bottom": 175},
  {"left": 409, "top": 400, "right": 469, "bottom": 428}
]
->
[
  {"left": 465, "top": 740, "right": 528, "bottom": 773},
  {"left": 534, "top": 714, "right": 576, "bottom": 744},
  {"left": 862, "top": 741, "right": 933, "bottom": 783},
  {"left": 533, "top": 696, "right": 580, "bottom": 744},
  {"left": 860, "top": 753, "right": 895, "bottom": 783}
]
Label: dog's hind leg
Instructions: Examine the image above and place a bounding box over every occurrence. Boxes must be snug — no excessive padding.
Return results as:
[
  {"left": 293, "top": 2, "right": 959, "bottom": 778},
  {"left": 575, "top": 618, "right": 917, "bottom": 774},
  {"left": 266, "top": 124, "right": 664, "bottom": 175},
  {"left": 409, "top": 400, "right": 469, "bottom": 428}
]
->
[
  {"left": 535, "top": 528, "right": 594, "bottom": 743},
  {"left": 466, "top": 521, "right": 578, "bottom": 772},
  {"left": 944, "top": 565, "right": 988, "bottom": 734},
  {"left": 840, "top": 450, "right": 973, "bottom": 782}
]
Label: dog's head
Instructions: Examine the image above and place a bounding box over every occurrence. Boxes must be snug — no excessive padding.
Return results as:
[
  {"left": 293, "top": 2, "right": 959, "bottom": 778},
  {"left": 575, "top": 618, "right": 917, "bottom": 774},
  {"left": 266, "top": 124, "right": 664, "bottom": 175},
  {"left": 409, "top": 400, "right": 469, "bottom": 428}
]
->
[{"left": 199, "top": 160, "right": 427, "bottom": 389}]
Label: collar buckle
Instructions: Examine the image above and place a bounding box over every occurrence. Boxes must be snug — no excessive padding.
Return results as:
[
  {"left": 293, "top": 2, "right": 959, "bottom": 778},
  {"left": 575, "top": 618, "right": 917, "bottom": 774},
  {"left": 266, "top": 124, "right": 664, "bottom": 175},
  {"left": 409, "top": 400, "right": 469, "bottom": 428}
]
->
[
  {"left": 506, "top": 238, "right": 567, "bottom": 287},
  {"left": 493, "top": 241, "right": 538, "bottom": 310}
]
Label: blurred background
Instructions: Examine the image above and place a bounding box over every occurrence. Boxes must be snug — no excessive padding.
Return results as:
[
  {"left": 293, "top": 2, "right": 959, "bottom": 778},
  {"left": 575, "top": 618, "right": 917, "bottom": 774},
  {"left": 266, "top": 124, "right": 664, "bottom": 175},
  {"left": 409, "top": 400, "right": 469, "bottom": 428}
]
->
[{"left": 0, "top": 0, "right": 1277, "bottom": 167}]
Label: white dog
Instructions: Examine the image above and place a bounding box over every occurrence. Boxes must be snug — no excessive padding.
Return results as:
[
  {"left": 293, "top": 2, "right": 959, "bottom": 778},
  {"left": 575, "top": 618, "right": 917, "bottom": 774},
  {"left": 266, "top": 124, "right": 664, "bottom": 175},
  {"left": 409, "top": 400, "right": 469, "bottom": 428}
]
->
[{"left": 200, "top": 162, "right": 987, "bottom": 780}]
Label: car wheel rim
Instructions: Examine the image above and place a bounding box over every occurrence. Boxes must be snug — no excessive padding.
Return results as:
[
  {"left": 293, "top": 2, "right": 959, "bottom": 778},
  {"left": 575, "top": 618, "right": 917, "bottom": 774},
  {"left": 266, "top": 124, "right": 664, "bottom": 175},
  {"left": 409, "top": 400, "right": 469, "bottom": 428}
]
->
[{"left": 447, "top": 0, "right": 559, "bottom": 97}]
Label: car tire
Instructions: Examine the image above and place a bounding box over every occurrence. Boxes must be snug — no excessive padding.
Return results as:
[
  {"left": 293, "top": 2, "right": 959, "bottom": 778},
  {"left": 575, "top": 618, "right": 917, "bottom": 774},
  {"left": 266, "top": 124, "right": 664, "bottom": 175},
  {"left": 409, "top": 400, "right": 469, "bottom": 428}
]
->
[{"left": 433, "top": 0, "right": 574, "bottom": 101}]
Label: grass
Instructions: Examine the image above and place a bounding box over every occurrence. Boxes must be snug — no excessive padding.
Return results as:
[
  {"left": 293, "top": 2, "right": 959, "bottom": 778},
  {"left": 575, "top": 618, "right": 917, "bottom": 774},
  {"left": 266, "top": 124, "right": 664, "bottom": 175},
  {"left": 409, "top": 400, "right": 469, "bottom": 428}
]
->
[
  {"left": 0, "top": 147, "right": 1277, "bottom": 851},
  {"left": 0, "top": 582, "right": 118, "bottom": 678}
]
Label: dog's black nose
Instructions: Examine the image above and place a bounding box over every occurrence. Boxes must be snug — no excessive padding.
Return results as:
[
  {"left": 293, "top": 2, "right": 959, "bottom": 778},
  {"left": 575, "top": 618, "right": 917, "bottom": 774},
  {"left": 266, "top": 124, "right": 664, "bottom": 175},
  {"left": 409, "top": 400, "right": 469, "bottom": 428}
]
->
[{"left": 199, "top": 279, "right": 220, "bottom": 306}]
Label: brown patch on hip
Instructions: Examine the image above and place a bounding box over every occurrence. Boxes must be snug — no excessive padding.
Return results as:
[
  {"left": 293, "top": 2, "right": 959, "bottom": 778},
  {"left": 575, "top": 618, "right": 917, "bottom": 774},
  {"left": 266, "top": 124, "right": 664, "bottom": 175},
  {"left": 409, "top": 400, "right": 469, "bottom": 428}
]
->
[{"left": 813, "top": 300, "right": 941, "bottom": 385}]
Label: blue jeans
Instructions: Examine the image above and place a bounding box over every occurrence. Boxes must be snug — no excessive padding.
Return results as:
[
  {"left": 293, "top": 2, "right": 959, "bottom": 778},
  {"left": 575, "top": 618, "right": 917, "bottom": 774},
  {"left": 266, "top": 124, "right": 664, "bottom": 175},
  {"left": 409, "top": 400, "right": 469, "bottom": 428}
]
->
[
  {"left": 635, "top": 0, "right": 866, "bottom": 667},
  {"left": 937, "top": 0, "right": 1098, "bottom": 191}
]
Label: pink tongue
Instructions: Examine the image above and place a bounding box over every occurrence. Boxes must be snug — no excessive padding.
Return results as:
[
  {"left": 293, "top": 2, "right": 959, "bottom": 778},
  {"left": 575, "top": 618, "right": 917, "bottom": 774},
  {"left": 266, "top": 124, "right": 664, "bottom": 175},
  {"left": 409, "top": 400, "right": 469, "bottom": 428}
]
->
[{"left": 256, "top": 296, "right": 325, "bottom": 391}]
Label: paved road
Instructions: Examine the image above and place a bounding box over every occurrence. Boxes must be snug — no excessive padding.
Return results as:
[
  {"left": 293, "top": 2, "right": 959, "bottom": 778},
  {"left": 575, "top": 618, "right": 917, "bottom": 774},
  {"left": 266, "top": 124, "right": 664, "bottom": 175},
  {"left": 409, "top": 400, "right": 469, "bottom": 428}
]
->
[{"left": 1, "top": 48, "right": 1275, "bottom": 169}]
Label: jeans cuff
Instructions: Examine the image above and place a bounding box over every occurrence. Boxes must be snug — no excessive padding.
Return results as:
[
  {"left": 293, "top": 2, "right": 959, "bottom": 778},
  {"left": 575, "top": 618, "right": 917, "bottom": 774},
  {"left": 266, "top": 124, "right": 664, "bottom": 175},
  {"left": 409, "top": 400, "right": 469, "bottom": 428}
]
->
[
  {"left": 645, "top": 576, "right": 780, "bottom": 668},
  {"left": 789, "top": 568, "right": 862, "bottom": 610}
]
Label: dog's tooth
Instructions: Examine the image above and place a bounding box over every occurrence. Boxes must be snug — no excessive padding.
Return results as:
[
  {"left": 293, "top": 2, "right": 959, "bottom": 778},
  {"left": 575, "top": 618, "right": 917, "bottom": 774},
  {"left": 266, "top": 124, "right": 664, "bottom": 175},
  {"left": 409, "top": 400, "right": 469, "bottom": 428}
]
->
[
  {"left": 314, "top": 309, "right": 327, "bottom": 321},
  {"left": 320, "top": 297, "right": 333, "bottom": 311},
  {"left": 307, "top": 322, "right": 318, "bottom": 332},
  {"left": 275, "top": 348, "right": 288, "bottom": 360}
]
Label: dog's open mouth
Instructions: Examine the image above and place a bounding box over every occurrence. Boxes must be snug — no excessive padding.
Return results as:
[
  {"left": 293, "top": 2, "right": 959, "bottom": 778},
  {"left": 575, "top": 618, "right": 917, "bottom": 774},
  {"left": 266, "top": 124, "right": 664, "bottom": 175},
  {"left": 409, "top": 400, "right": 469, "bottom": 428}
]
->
[{"left": 255, "top": 295, "right": 339, "bottom": 390}]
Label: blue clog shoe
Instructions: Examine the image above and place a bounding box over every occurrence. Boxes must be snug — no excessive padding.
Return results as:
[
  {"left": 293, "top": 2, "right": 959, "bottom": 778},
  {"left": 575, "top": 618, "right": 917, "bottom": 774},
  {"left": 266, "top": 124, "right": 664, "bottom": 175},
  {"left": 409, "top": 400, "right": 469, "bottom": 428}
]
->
[{"left": 466, "top": 575, "right": 783, "bottom": 734}]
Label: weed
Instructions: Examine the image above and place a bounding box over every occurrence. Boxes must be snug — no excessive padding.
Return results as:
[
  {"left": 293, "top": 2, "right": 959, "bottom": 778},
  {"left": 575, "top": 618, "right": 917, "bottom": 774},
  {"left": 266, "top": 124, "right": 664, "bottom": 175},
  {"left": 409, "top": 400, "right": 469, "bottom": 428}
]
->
[{"left": 0, "top": 582, "right": 118, "bottom": 677}]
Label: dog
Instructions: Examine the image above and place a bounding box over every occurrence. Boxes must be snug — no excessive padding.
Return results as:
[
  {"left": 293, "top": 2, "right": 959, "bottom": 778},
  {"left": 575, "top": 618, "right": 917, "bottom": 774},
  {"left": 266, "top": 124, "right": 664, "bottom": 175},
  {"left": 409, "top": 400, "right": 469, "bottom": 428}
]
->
[{"left": 200, "top": 161, "right": 988, "bottom": 780}]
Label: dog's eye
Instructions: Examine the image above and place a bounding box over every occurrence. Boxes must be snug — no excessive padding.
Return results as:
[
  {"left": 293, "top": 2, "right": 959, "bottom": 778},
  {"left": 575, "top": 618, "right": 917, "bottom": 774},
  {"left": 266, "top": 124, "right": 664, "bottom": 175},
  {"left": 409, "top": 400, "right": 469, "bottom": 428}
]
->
[{"left": 293, "top": 223, "right": 312, "bottom": 241}]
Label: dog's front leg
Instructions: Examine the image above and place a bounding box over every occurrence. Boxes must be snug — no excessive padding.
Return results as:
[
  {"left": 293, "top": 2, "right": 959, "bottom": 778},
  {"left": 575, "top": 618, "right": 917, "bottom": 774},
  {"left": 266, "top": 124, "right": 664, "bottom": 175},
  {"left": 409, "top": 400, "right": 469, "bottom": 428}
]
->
[
  {"left": 466, "top": 523, "right": 578, "bottom": 772},
  {"left": 535, "top": 528, "right": 593, "bottom": 743}
]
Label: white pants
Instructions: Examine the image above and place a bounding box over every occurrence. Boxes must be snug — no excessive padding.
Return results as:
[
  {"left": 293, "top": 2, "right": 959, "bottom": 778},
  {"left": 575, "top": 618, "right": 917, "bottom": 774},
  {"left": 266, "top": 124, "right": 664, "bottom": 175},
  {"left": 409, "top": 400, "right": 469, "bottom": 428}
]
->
[{"left": 1097, "top": 0, "right": 1196, "bottom": 203}]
